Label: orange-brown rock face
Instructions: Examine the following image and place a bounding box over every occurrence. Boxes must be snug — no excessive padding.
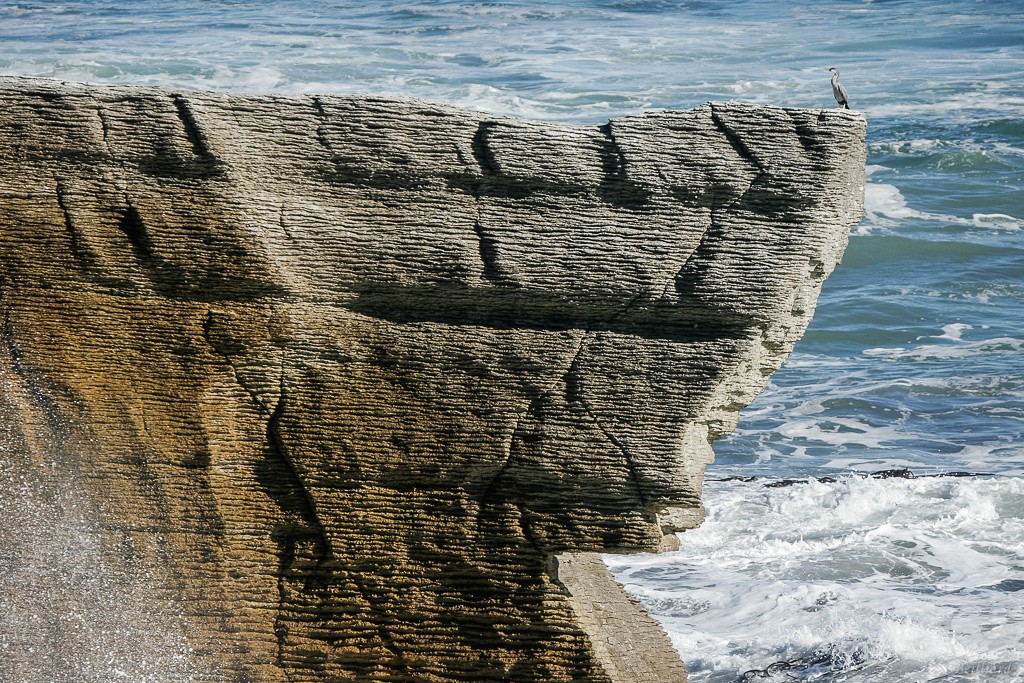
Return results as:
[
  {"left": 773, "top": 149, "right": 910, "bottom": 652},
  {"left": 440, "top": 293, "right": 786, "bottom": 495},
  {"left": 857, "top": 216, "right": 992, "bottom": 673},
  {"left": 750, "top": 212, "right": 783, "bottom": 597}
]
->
[{"left": 0, "top": 77, "right": 865, "bottom": 682}]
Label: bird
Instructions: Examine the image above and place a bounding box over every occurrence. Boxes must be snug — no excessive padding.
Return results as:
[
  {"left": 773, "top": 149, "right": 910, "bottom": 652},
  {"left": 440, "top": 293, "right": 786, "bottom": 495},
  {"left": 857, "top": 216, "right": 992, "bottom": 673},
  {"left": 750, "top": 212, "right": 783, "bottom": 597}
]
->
[{"left": 828, "top": 67, "right": 850, "bottom": 109}]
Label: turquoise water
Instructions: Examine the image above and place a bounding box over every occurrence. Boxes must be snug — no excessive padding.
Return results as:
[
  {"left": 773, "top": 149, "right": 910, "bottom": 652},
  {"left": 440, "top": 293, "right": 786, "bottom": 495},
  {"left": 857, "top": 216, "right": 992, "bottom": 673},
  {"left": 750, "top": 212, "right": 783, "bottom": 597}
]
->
[{"left": 2, "top": 1, "right": 1022, "bottom": 681}]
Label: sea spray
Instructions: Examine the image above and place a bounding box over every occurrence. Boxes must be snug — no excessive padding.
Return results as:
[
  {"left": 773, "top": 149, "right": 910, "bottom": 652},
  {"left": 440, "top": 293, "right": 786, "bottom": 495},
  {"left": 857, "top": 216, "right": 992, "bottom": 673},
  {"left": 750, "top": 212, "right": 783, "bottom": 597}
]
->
[
  {"left": 0, "top": 456, "right": 203, "bottom": 682},
  {"left": 0, "top": 369, "right": 202, "bottom": 683}
]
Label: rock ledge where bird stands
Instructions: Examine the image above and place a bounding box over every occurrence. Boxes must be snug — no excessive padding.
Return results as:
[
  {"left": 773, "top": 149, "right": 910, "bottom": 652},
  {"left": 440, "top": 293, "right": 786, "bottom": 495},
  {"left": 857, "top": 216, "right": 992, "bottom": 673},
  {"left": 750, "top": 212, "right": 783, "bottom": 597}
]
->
[{"left": 0, "top": 76, "right": 865, "bottom": 682}]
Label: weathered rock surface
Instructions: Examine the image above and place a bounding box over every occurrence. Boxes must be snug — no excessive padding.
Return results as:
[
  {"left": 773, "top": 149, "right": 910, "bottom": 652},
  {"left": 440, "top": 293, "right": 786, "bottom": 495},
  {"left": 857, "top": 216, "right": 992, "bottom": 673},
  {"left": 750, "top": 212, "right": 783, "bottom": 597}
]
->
[{"left": 0, "top": 76, "right": 865, "bottom": 682}]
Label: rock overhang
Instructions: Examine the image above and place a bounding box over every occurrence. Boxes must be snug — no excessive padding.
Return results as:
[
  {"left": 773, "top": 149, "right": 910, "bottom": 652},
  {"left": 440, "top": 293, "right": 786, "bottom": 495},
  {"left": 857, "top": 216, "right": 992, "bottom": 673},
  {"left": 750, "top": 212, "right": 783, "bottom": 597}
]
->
[{"left": 0, "top": 76, "right": 865, "bottom": 682}]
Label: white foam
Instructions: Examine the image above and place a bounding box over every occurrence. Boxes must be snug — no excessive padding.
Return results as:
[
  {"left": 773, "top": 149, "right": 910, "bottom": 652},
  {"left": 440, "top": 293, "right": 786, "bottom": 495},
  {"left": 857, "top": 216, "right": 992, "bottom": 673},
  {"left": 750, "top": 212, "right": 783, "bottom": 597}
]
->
[
  {"left": 607, "top": 476, "right": 1024, "bottom": 682},
  {"left": 972, "top": 213, "right": 1021, "bottom": 231},
  {"left": 862, "top": 182, "right": 924, "bottom": 225},
  {"left": 864, "top": 335, "right": 1023, "bottom": 360},
  {"left": 960, "top": 288, "right": 1001, "bottom": 304},
  {"left": 862, "top": 179, "right": 1022, "bottom": 232},
  {"left": 993, "top": 142, "right": 1024, "bottom": 156},
  {"left": 864, "top": 164, "right": 889, "bottom": 177},
  {"left": 776, "top": 417, "right": 907, "bottom": 449},
  {"left": 864, "top": 89, "right": 1024, "bottom": 120},
  {"left": 933, "top": 323, "right": 972, "bottom": 341}
]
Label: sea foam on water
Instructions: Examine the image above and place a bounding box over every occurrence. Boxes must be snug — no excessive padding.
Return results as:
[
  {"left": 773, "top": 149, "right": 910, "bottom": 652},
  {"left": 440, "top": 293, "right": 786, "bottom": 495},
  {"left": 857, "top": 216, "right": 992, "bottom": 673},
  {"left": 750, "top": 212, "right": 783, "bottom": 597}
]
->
[{"left": 607, "top": 475, "right": 1024, "bottom": 682}]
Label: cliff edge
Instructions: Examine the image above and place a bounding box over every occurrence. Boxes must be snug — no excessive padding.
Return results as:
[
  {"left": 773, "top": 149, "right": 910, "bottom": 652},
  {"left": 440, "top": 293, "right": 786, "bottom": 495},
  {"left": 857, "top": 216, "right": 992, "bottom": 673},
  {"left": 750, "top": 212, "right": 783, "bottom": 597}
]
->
[{"left": 0, "top": 77, "right": 865, "bottom": 682}]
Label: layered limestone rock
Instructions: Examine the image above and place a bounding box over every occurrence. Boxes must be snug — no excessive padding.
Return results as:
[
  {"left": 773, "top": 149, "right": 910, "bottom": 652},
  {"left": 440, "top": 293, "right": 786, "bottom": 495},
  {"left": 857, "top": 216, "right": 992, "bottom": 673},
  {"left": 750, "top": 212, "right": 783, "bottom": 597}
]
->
[{"left": 0, "top": 76, "right": 865, "bottom": 682}]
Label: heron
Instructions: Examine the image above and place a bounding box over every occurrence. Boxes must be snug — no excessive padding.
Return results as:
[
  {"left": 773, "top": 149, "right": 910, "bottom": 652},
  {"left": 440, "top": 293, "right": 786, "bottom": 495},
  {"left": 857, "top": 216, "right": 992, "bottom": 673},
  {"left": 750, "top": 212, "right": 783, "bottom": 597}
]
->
[{"left": 828, "top": 67, "right": 850, "bottom": 109}]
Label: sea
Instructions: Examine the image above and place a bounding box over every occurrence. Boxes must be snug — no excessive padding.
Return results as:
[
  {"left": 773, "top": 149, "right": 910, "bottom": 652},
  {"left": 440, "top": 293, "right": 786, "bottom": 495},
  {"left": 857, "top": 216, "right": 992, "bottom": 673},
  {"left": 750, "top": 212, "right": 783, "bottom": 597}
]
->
[{"left": 1, "top": 1, "right": 1021, "bottom": 681}]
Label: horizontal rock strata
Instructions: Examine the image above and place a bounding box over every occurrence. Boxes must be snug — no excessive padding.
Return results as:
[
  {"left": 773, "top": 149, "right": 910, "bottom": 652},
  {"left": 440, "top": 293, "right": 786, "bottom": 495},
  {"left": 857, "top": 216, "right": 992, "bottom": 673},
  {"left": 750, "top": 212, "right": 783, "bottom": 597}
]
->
[{"left": 0, "top": 76, "right": 865, "bottom": 682}]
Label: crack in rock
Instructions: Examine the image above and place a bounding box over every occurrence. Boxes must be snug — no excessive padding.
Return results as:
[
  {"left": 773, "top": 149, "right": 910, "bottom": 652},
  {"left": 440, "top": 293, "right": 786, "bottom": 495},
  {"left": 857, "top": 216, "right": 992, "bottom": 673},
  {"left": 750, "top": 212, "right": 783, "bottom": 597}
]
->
[
  {"left": 54, "top": 178, "right": 93, "bottom": 266},
  {"left": 596, "top": 121, "right": 651, "bottom": 209},
  {"left": 562, "top": 335, "right": 649, "bottom": 508},
  {"left": 311, "top": 96, "right": 334, "bottom": 155},
  {"left": 709, "top": 102, "right": 767, "bottom": 209},
  {"left": 469, "top": 121, "right": 509, "bottom": 284},
  {"left": 172, "top": 94, "right": 216, "bottom": 160}
]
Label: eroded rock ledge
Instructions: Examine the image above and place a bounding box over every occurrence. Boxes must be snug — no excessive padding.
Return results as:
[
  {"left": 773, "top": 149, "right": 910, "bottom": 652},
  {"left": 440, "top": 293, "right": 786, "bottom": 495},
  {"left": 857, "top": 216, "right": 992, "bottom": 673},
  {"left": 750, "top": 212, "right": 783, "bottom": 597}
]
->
[{"left": 0, "top": 76, "right": 865, "bottom": 682}]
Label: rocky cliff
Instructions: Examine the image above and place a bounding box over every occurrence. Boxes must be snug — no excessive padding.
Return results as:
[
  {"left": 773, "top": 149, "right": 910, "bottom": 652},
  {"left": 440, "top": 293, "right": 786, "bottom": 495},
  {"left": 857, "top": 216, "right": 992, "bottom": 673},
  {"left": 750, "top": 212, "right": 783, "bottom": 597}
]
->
[{"left": 0, "top": 76, "right": 865, "bottom": 682}]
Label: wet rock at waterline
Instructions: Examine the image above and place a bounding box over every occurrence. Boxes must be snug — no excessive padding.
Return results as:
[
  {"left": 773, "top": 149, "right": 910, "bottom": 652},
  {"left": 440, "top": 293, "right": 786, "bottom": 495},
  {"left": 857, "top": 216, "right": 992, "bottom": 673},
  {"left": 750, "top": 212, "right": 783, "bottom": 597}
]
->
[{"left": 0, "top": 76, "right": 865, "bottom": 682}]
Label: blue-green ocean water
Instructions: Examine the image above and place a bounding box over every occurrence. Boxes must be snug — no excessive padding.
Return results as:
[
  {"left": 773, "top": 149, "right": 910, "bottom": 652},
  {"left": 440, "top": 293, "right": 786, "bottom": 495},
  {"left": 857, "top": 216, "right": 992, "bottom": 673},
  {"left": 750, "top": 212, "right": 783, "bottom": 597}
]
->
[{"left": 1, "top": 1, "right": 1021, "bottom": 681}]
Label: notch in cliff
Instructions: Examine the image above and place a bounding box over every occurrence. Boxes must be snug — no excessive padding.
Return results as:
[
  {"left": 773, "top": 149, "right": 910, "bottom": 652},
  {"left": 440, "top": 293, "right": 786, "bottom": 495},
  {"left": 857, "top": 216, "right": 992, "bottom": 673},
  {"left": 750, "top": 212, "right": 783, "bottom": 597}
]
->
[{"left": 0, "top": 76, "right": 865, "bottom": 683}]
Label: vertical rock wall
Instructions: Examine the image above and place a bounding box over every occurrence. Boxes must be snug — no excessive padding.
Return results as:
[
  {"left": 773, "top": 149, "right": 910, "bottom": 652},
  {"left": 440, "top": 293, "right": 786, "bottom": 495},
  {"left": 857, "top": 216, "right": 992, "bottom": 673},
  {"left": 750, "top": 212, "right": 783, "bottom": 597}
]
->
[{"left": 0, "top": 77, "right": 865, "bottom": 682}]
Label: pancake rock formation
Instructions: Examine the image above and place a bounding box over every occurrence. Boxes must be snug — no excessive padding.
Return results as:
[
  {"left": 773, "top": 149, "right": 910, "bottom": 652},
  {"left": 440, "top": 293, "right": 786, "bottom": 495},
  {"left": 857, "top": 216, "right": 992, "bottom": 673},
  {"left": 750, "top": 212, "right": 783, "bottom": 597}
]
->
[{"left": 0, "top": 76, "right": 865, "bottom": 682}]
